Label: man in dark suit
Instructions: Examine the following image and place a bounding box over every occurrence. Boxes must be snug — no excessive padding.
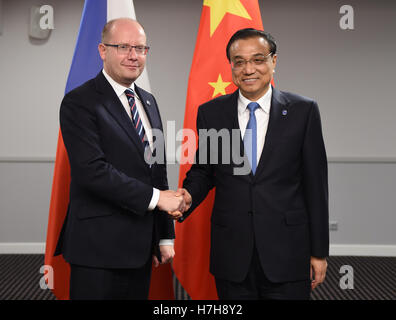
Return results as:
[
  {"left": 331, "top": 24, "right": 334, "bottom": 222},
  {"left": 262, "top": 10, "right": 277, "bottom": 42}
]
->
[
  {"left": 55, "top": 18, "right": 185, "bottom": 299},
  {"left": 172, "top": 29, "right": 329, "bottom": 300}
]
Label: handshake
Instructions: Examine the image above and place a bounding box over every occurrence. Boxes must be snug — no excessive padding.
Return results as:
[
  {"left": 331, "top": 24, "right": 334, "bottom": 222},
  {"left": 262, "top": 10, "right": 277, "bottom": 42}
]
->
[{"left": 157, "top": 188, "right": 192, "bottom": 220}]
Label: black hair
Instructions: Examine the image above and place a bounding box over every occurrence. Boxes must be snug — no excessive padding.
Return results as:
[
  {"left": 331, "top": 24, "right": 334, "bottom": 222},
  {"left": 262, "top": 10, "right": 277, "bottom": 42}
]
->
[{"left": 226, "top": 28, "right": 277, "bottom": 61}]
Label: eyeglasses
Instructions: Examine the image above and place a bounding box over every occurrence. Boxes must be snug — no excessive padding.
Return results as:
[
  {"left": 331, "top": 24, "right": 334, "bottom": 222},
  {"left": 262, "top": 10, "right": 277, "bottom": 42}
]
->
[
  {"left": 103, "top": 43, "right": 150, "bottom": 55},
  {"left": 230, "top": 52, "right": 273, "bottom": 70}
]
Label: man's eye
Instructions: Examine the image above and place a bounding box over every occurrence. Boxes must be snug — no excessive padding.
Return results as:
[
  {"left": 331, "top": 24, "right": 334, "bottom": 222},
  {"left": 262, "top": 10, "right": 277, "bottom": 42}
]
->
[
  {"left": 254, "top": 59, "right": 265, "bottom": 64},
  {"left": 119, "top": 45, "right": 129, "bottom": 49},
  {"left": 135, "top": 46, "right": 145, "bottom": 51}
]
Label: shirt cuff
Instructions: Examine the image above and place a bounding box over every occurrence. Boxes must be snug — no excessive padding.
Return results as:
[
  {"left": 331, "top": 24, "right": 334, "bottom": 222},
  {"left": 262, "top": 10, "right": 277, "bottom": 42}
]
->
[
  {"left": 148, "top": 188, "right": 160, "bottom": 211},
  {"left": 159, "top": 239, "right": 174, "bottom": 246}
]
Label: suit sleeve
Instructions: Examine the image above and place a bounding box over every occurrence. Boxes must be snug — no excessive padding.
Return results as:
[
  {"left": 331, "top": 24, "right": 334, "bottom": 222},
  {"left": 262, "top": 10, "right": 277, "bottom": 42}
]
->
[
  {"left": 151, "top": 94, "right": 175, "bottom": 240},
  {"left": 181, "top": 107, "right": 215, "bottom": 221},
  {"left": 60, "top": 93, "right": 153, "bottom": 216},
  {"left": 302, "top": 101, "right": 329, "bottom": 258}
]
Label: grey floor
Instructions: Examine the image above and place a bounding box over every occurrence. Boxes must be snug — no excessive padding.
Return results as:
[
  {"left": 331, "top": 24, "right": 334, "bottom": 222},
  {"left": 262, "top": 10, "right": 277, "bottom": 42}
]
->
[{"left": 0, "top": 255, "right": 395, "bottom": 300}]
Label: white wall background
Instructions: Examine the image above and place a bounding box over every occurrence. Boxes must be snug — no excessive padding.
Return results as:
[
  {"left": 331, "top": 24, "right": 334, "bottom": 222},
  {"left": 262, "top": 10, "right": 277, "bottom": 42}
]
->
[{"left": 0, "top": 0, "right": 395, "bottom": 255}]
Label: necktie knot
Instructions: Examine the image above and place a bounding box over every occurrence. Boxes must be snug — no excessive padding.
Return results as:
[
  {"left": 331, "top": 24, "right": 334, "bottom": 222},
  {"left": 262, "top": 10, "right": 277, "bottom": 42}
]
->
[
  {"left": 247, "top": 102, "right": 259, "bottom": 114},
  {"left": 125, "top": 88, "right": 135, "bottom": 99}
]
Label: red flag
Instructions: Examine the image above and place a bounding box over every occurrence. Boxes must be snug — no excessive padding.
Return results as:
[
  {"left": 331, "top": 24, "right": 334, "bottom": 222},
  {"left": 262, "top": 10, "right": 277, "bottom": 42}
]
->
[
  {"left": 44, "top": 133, "right": 71, "bottom": 299},
  {"left": 173, "top": 0, "right": 264, "bottom": 299}
]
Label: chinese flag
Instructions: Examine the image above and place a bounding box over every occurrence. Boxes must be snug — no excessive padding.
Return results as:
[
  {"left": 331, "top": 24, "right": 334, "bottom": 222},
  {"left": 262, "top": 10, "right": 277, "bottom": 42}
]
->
[
  {"left": 44, "top": 0, "right": 174, "bottom": 300},
  {"left": 172, "top": 0, "right": 264, "bottom": 299}
]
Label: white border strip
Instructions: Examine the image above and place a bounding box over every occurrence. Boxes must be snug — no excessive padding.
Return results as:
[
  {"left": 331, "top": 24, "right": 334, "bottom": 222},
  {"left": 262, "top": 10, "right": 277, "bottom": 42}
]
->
[
  {"left": 330, "top": 244, "right": 396, "bottom": 257},
  {"left": 0, "top": 157, "right": 55, "bottom": 163},
  {"left": 0, "top": 243, "right": 46, "bottom": 254},
  {"left": 328, "top": 157, "right": 396, "bottom": 163},
  {"left": 1, "top": 243, "right": 396, "bottom": 256}
]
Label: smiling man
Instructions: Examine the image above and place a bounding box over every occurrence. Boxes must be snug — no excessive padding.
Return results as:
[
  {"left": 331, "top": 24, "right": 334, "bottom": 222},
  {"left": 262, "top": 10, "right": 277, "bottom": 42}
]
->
[
  {"left": 174, "top": 28, "right": 330, "bottom": 300},
  {"left": 55, "top": 18, "right": 184, "bottom": 299}
]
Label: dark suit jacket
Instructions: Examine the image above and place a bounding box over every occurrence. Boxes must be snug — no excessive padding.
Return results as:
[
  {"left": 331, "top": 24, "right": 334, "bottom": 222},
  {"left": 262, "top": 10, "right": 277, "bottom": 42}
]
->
[
  {"left": 182, "top": 87, "right": 329, "bottom": 283},
  {"left": 55, "top": 71, "right": 175, "bottom": 269}
]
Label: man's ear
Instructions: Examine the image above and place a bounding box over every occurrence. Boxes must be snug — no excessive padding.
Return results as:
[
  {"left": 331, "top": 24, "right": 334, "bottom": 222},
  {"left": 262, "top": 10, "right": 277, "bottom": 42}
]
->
[
  {"left": 271, "top": 54, "right": 277, "bottom": 70},
  {"left": 98, "top": 43, "right": 106, "bottom": 61}
]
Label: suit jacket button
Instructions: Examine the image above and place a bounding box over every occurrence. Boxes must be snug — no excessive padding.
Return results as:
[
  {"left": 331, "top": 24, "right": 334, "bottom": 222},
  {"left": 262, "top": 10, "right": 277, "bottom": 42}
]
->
[{"left": 248, "top": 211, "right": 253, "bottom": 215}]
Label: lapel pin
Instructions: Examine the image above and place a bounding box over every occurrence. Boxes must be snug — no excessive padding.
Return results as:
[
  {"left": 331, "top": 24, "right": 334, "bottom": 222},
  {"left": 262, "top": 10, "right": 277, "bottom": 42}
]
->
[
  {"left": 146, "top": 100, "right": 151, "bottom": 106},
  {"left": 282, "top": 110, "right": 288, "bottom": 116}
]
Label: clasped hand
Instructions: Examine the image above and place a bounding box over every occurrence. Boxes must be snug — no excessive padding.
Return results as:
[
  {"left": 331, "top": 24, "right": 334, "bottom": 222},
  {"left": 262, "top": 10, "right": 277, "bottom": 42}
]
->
[{"left": 157, "top": 188, "right": 192, "bottom": 220}]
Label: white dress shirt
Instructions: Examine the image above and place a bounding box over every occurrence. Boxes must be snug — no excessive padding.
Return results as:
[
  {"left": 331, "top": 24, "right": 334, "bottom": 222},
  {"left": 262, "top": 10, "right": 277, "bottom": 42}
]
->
[
  {"left": 102, "top": 70, "right": 173, "bottom": 246},
  {"left": 238, "top": 86, "right": 272, "bottom": 166}
]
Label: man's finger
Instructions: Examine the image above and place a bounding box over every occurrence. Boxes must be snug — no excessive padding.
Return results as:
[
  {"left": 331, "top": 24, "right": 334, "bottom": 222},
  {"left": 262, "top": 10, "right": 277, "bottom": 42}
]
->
[
  {"left": 311, "top": 270, "right": 326, "bottom": 290},
  {"left": 153, "top": 255, "right": 159, "bottom": 268},
  {"left": 161, "top": 255, "right": 171, "bottom": 264},
  {"left": 168, "top": 210, "right": 182, "bottom": 216}
]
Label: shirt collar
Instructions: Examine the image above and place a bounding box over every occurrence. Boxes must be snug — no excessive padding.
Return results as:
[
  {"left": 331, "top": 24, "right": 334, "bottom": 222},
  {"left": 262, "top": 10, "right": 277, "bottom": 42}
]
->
[
  {"left": 238, "top": 85, "right": 272, "bottom": 115},
  {"left": 102, "top": 69, "right": 140, "bottom": 100}
]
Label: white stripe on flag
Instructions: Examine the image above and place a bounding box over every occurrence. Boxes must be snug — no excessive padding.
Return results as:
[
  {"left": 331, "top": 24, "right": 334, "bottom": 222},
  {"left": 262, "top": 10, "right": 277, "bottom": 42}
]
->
[{"left": 106, "top": 0, "right": 151, "bottom": 93}]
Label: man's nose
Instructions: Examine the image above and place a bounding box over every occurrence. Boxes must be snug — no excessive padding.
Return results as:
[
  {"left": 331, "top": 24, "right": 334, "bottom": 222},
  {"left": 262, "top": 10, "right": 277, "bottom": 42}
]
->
[
  {"left": 127, "top": 47, "right": 138, "bottom": 59},
  {"left": 243, "top": 61, "right": 256, "bottom": 74}
]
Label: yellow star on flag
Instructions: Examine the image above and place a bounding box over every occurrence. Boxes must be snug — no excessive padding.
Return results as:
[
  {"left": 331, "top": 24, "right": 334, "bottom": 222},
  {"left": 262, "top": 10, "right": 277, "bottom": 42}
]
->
[
  {"left": 204, "top": 0, "right": 252, "bottom": 37},
  {"left": 208, "top": 74, "right": 232, "bottom": 98}
]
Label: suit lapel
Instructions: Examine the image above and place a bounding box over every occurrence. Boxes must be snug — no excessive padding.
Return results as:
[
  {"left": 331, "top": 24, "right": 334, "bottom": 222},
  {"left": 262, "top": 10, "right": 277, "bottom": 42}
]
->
[
  {"left": 254, "top": 87, "right": 290, "bottom": 178},
  {"left": 94, "top": 72, "right": 146, "bottom": 157},
  {"left": 224, "top": 90, "right": 253, "bottom": 180},
  {"left": 134, "top": 85, "right": 161, "bottom": 130},
  {"left": 223, "top": 90, "right": 240, "bottom": 132}
]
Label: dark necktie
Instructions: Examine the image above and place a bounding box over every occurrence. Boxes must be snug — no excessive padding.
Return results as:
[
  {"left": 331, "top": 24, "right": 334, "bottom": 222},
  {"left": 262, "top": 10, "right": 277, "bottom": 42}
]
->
[
  {"left": 125, "top": 88, "right": 148, "bottom": 149},
  {"left": 244, "top": 102, "right": 259, "bottom": 174}
]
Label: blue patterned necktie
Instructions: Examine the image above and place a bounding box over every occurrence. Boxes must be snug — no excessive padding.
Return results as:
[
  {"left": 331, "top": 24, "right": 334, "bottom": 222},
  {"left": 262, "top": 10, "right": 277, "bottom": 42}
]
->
[
  {"left": 244, "top": 102, "right": 259, "bottom": 174},
  {"left": 125, "top": 88, "right": 148, "bottom": 149}
]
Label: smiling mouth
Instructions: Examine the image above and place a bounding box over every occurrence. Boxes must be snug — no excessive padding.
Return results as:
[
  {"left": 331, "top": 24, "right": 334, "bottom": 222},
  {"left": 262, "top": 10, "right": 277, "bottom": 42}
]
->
[
  {"left": 123, "top": 65, "right": 139, "bottom": 69},
  {"left": 242, "top": 78, "right": 258, "bottom": 83}
]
